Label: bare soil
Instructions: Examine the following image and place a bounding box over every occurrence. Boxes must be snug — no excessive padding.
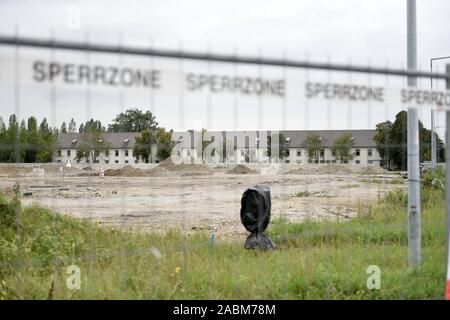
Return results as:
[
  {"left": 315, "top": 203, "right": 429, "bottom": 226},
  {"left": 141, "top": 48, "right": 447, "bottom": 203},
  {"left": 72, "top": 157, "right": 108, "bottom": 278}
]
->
[{"left": 0, "top": 163, "right": 404, "bottom": 239}]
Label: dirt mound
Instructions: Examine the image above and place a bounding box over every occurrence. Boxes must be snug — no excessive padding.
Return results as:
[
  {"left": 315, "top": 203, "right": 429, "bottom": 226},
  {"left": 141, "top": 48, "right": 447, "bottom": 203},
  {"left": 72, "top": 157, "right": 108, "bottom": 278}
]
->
[
  {"left": 144, "top": 166, "right": 171, "bottom": 177},
  {"left": 0, "top": 166, "right": 26, "bottom": 175},
  {"left": 286, "top": 164, "right": 387, "bottom": 175},
  {"left": 153, "top": 157, "right": 211, "bottom": 175},
  {"left": 104, "top": 165, "right": 145, "bottom": 177},
  {"left": 287, "top": 165, "right": 353, "bottom": 175},
  {"left": 157, "top": 157, "right": 178, "bottom": 171},
  {"left": 359, "top": 166, "right": 387, "bottom": 174},
  {"left": 226, "top": 164, "right": 256, "bottom": 174}
]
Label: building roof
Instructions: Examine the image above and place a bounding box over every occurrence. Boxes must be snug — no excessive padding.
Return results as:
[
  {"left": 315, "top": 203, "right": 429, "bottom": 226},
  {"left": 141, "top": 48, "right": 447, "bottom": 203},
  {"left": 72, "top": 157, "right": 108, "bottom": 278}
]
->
[
  {"left": 58, "top": 130, "right": 377, "bottom": 149},
  {"left": 57, "top": 132, "right": 142, "bottom": 149},
  {"left": 172, "top": 130, "right": 377, "bottom": 149},
  {"left": 279, "top": 130, "right": 377, "bottom": 148}
]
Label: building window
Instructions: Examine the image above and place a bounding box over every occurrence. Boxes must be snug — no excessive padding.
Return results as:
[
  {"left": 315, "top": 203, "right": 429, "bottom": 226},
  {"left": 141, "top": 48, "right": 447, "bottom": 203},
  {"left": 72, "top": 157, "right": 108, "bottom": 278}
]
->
[
  {"left": 297, "top": 150, "right": 301, "bottom": 157},
  {"left": 57, "top": 150, "right": 62, "bottom": 157},
  {"left": 368, "top": 149, "right": 373, "bottom": 157},
  {"left": 320, "top": 149, "right": 325, "bottom": 157},
  {"left": 135, "top": 160, "right": 138, "bottom": 164},
  {"left": 297, "top": 160, "right": 302, "bottom": 164},
  {"left": 368, "top": 160, "right": 373, "bottom": 165},
  {"left": 125, "top": 150, "right": 129, "bottom": 157},
  {"left": 105, "top": 150, "right": 110, "bottom": 157},
  {"left": 285, "top": 160, "right": 290, "bottom": 163},
  {"left": 67, "top": 150, "right": 71, "bottom": 157},
  {"left": 186, "top": 149, "right": 191, "bottom": 156},
  {"left": 125, "top": 160, "right": 129, "bottom": 164},
  {"left": 332, "top": 160, "right": 337, "bottom": 164},
  {"left": 86, "top": 159, "right": 90, "bottom": 163},
  {"left": 115, "top": 150, "right": 119, "bottom": 157},
  {"left": 115, "top": 160, "right": 119, "bottom": 164},
  {"left": 355, "top": 160, "right": 361, "bottom": 164},
  {"left": 241, "top": 149, "right": 245, "bottom": 156},
  {"left": 285, "top": 150, "right": 290, "bottom": 157},
  {"left": 176, "top": 150, "right": 181, "bottom": 156},
  {"left": 105, "top": 160, "right": 109, "bottom": 164},
  {"left": 332, "top": 149, "right": 336, "bottom": 157},
  {"left": 355, "top": 149, "right": 360, "bottom": 156}
]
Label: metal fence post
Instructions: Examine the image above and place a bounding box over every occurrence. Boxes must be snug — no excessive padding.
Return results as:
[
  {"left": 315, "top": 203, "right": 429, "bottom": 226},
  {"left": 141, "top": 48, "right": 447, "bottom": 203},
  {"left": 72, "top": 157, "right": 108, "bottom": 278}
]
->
[
  {"left": 445, "top": 64, "right": 450, "bottom": 299},
  {"left": 407, "top": 0, "right": 421, "bottom": 269}
]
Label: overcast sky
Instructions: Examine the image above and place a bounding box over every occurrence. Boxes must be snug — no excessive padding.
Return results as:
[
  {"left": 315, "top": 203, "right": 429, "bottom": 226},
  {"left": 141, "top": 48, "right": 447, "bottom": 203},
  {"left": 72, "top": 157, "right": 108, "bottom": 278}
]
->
[{"left": 0, "top": 0, "right": 450, "bottom": 134}]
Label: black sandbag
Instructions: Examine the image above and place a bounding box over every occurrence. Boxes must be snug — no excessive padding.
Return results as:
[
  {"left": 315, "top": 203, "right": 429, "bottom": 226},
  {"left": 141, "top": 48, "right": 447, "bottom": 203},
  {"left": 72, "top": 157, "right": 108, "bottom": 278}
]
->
[{"left": 240, "top": 185, "right": 271, "bottom": 234}]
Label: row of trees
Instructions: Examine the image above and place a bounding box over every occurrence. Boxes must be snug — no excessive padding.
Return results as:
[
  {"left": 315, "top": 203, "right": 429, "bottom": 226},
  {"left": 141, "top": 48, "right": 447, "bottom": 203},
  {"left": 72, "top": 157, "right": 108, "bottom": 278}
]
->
[
  {"left": 300, "top": 132, "right": 356, "bottom": 163},
  {"left": 0, "top": 109, "right": 174, "bottom": 163},
  {"left": 0, "top": 115, "right": 56, "bottom": 163},
  {"left": 74, "top": 109, "right": 173, "bottom": 163},
  {"left": 374, "top": 110, "right": 445, "bottom": 170},
  {"left": 195, "top": 129, "right": 356, "bottom": 164}
]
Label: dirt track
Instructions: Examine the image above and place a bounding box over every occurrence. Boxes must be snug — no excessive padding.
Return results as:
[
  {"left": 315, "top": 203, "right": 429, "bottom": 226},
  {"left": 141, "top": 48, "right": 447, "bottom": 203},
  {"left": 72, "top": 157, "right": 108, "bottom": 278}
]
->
[{"left": 0, "top": 163, "right": 405, "bottom": 239}]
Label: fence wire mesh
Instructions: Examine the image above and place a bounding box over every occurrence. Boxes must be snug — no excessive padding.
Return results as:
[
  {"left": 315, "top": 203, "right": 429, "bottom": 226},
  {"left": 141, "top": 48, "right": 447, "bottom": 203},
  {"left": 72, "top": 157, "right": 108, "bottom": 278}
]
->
[{"left": 0, "top": 29, "right": 449, "bottom": 300}]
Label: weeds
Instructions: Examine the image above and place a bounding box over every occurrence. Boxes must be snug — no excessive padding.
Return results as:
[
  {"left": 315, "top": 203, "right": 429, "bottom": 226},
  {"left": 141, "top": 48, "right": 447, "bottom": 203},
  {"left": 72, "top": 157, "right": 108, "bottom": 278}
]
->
[{"left": 0, "top": 168, "right": 447, "bottom": 299}]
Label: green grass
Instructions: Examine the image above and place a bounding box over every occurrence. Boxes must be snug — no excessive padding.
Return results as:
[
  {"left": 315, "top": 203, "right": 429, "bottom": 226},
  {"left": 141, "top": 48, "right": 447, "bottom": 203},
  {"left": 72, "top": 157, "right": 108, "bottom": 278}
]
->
[
  {"left": 295, "top": 191, "right": 312, "bottom": 198},
  {"left": 359, "top": 178, "right": 405, "bottom": 185},
  {"left": 0, "top": 175, "right": 447, "bottom": 299}
]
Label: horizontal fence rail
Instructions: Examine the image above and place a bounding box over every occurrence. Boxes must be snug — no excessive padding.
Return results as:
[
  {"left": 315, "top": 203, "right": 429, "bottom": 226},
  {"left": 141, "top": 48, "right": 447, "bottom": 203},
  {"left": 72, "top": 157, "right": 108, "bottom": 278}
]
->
[{"left": 0, "top": 35, "right": 449, "bottom": 81}]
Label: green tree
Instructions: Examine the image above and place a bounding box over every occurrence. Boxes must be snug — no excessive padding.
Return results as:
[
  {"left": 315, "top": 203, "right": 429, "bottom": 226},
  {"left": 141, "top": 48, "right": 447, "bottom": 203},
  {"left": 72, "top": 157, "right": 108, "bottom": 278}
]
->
[
  {"left": 198, "top": 128, "right": 213, "bottom": 163},
  {"left": 156, "top": 128, "right": 173, "bottom": 161},
  {"left": 68, "top": 118, "right": 77, "bottom": 133},
  {"left": 108, "top": 108, "right": 158, "bottom": 132},
  {"left": 83, "top": 119, "right": 105, "bottom": 132},
  {"left": 133, "top": 129, "right": 154, "bottom": 163},
  {"left": 60, "top": 121, "right": 68, "bottom": 134},
  {"left": 78, "top": 123, "right": 84, "bottom": 133},
  {"left": 374, "top": 110, "right": 445, "bottom": 171},
  {"left": 0, "top": 117, "right": 5, "bottom": 162},
  {"left": 302, "top": 132, "right": 325, "bottom": 162},
  {"left": 25, "top": 116, "right": 39, "bottom": 163},
  {"left": 75, "top": 127, "right": 108, "bottom": 163},
  {"left": 36, "top": 118, "right": 55, "bottom": 162},
  {"left": 373, "top": 120, "right": 394, "bottom": 170},
  {"left": 4, "top": 115, "right": 20, "bottom": 162},
  {"left": 332, "top": 134, "right": 355, "bottom": 162},
  {"left": 18, "top": 120, "right": 28, "bottom": 162}
]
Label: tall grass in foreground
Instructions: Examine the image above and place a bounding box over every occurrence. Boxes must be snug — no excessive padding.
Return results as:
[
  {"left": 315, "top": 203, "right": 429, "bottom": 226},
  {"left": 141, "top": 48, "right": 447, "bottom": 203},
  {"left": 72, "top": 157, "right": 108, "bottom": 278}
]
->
[{"left": 0, "top": 169, "right": 447, "bottom": 299}]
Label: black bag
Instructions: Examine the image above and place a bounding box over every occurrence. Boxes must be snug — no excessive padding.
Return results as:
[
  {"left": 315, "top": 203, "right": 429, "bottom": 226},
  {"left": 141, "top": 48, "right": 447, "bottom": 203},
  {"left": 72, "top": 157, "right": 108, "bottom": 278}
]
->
[{"left": 240, "top": 185, "right": 271, "bottom": 234}]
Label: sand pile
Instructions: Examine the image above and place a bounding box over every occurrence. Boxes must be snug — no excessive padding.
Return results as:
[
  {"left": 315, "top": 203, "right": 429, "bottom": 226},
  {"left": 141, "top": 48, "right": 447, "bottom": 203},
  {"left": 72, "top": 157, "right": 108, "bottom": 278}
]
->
[
  {"left": 286, "top": 164, "right": 387, "bottom": 175},
  {"left": 287, "top": 165, "right": 353, "bottom": 175},
  {"left": 360, "top": 166, "right": 387, "bottom": 174},
  {"left": 226, "top": 164, "right": 256, "bottom": 174},
  {"left": 144, "top": 166, "right": 171, "bottom": 177},
  {"left": 153, "top": 157, "right": 211, "bottom": 176},
  {"left": 0, "top": 166, "right": 25, "bottom": 175},
  {"left": 157, "top": 157, "right": 178, "bottom": 171},
  {"left": 104, "top": 165, "right": 145, "bottom": 177}
]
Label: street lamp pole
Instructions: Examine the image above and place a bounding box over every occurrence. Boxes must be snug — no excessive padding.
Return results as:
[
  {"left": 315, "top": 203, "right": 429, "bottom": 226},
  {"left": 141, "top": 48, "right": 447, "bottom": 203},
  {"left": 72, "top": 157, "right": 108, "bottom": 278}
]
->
[{"left": 430, "top": 56, "right": 450, "bottom": 168}]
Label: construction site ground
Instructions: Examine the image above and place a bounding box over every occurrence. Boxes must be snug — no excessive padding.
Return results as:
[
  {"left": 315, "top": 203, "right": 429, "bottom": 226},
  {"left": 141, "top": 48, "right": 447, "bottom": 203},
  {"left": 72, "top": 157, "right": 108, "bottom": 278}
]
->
[{"left": 0, "top": 162, "right": 405, "bottom": 239}]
